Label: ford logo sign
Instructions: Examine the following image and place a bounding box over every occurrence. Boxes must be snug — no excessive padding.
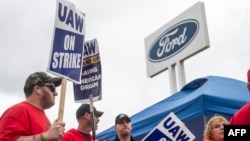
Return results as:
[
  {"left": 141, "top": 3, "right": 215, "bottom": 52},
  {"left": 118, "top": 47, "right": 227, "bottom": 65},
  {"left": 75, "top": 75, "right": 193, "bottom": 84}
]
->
[{"left": 148, "top": 19, "right": 199, "bottom": 62}]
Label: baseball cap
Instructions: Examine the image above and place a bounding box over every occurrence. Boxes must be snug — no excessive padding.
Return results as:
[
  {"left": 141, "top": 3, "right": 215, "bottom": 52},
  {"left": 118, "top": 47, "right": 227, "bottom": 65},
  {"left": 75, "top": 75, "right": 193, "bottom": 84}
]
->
[
  {"left": 76, "top": 104, "right": 103, "bottom": 119},
  {"left": 115, "top": 113, "right": 131, "bottom": 125},
  {"left": 24, "top": 72, "right": 62, "bottom": 91}
]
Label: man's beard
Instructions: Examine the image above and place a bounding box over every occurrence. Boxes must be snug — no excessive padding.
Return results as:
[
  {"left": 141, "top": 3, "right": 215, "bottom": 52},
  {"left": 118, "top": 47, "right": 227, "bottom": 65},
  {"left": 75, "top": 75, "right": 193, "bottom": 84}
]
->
[
  {"left": 120, "top": 128, "right": 130, "bottom": 136},
  {"left": 41, "top": 91, "right": 55, "bottom": 109}
]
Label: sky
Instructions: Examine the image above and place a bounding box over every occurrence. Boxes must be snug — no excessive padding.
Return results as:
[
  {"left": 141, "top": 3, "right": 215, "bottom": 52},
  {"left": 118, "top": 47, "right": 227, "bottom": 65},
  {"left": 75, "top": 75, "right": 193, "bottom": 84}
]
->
[{"left": 0, "top": 0, "right": 250, "bottom": 136}]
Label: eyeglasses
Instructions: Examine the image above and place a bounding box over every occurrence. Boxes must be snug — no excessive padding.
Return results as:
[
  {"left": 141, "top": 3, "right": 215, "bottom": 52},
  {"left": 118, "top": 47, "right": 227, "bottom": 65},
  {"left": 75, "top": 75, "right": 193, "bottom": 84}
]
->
[
  {"left": 44, "top": 85, "right": 56, "bottom": 92},
  {"left": 212, "top": 123, "right": 227, "bottom": 129}
]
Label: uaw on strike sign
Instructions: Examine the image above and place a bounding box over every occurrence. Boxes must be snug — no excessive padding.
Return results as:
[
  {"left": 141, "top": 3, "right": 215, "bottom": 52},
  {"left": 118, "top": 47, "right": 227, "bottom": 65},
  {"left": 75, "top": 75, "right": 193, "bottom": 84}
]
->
[
  {"left": 142, "top": 112, "right": 195, "bottom": 141},
  {"left": 73, "top": 39, "right": 102, "bottom": 103},
  {"left": 48, "top": 0, "right": 85, "bottom": 83}
]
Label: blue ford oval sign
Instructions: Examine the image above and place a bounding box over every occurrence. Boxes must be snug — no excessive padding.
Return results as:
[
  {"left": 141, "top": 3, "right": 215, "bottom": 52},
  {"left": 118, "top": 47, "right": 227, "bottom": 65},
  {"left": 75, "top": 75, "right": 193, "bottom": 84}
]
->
[{"left": 148, "top": 19, "right": 199, "bottom": 62}]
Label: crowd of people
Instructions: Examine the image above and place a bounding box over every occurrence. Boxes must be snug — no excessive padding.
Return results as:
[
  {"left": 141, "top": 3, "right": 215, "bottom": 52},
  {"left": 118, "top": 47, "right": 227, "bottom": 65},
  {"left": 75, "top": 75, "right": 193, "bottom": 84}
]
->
[
  {"left": 0, "top": 69, "right": 249, "bottom": 141},
  {"left": 0, "top": 71, "right": 136, "bottom": 141}
]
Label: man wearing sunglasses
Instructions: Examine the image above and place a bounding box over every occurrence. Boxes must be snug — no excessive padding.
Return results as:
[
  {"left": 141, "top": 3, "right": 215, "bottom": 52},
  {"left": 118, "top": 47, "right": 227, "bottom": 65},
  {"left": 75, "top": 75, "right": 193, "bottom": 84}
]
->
[{"left": 0, "top": 71, "right": 65, "bottom": 141}]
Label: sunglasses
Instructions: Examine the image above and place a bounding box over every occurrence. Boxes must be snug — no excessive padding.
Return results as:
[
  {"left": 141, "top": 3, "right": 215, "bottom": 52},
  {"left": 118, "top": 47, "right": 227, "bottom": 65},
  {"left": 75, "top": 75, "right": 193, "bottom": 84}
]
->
[
  {"left": 212, "top": 123, "right": 228, "bottom": 129},
  {"left": 44, "top": 85, "right": 56, "bottom": 92}
]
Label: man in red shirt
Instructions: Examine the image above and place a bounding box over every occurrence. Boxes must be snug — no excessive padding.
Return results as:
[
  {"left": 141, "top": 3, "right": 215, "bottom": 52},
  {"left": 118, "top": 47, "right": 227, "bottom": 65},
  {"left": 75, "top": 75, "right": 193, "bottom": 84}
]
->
[
  {"left": 0, "top": 71, "right": 65, "bottom": 141},
  {"left": 62, "top": 104, "right": 103, "bottom": 141},
  {"left": 230, "top": 69, "right": 250, "bottom": 124}
]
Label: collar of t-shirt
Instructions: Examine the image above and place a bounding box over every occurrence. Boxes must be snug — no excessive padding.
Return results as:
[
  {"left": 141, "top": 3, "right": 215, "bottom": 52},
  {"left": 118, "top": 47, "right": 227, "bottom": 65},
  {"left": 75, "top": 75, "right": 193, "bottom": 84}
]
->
[{"left": 79, "top": 131, "right": 91, "bottom": 141}]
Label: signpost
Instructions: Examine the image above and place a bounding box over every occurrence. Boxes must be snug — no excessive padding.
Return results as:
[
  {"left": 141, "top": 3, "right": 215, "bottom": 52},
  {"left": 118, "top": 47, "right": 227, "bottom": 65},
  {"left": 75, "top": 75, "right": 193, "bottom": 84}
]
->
[
  {"left": 48, "top": 1, "right": 102, "bottom": 139},
  {"left": 144, "top": 2, "right": 210, "bottom": 93},
  {"left": 47, "top": 0, "right": 85, "bottom": 122},
  {"left": 73, "top": 39, "right": 102, "bottom": 140},
  {"left": 73, "top": 38, "right": 102, "bottom": 140}
]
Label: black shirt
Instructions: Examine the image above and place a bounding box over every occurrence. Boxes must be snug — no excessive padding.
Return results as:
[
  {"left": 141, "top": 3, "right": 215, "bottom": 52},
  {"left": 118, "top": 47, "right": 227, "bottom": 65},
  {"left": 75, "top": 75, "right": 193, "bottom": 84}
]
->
[{"left": 79, "top": 131, "right": 91, "bottom": 141}]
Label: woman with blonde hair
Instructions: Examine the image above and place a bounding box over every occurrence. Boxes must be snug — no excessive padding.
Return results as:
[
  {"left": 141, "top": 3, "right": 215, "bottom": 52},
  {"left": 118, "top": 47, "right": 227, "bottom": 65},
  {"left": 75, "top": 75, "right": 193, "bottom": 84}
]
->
[{"left": 203, "top": 115, "right": 229, "bottom": 141}]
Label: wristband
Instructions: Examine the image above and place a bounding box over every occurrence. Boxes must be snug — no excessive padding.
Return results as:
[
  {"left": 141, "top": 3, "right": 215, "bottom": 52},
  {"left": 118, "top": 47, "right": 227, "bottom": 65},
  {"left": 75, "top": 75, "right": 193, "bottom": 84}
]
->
[{"left": 40, "top": 133, "right": 47, "bottom": 141}]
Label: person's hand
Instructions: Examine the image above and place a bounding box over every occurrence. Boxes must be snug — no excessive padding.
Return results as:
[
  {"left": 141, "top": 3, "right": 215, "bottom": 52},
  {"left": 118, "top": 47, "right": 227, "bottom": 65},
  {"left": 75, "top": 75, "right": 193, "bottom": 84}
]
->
[{"left": 43, "top": 120, "right": 65, "bottom": 140}]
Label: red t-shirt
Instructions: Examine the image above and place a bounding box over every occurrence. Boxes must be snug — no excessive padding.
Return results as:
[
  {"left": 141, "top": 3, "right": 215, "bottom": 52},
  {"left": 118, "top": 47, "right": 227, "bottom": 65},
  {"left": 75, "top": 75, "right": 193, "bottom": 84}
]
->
[
  {"left": 0, "top": 101, "right": 51, "bottom": 141},
  {"left": 230, "top": 102, "right": 250, "bottom": 125},
  {"left": 62, "top": 128, "right": 93, "bottom": 141}
]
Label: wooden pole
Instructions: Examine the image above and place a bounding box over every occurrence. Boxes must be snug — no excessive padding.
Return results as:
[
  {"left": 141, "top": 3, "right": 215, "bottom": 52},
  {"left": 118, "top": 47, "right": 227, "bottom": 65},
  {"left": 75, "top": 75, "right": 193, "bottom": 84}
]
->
[
  {"left": 58, "top": 78, "right": 67, "bottom": 122},
  {"left": 89, "top": 94, "right": 96, "bottom": 140}
]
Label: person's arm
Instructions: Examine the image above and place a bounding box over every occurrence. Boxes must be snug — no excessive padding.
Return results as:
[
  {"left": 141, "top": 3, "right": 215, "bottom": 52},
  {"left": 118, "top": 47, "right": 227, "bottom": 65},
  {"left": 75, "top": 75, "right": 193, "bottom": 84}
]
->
[
  {"left": 16, "top": 121, "right": 65, "bottom": 141},
  {"left": 16, "top": 133, "right": 45, "bottom": 141}
]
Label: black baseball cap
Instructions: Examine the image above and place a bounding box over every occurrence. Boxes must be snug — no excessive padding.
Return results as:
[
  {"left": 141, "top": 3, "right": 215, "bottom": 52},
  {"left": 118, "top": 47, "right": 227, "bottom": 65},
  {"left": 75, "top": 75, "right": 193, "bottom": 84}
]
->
[
  {"left": 76, "top": 104, "right": 103, "bottom": 119},
  {"left": 115, "top": 113, "right": 131, "bottom": 125}
]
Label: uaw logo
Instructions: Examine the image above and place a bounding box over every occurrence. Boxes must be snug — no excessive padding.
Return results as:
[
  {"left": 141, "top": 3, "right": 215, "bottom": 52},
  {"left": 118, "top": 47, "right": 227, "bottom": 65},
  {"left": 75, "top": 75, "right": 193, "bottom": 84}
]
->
[{"left": 148, "top": 19, "right": 199, "bottom": 62}]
